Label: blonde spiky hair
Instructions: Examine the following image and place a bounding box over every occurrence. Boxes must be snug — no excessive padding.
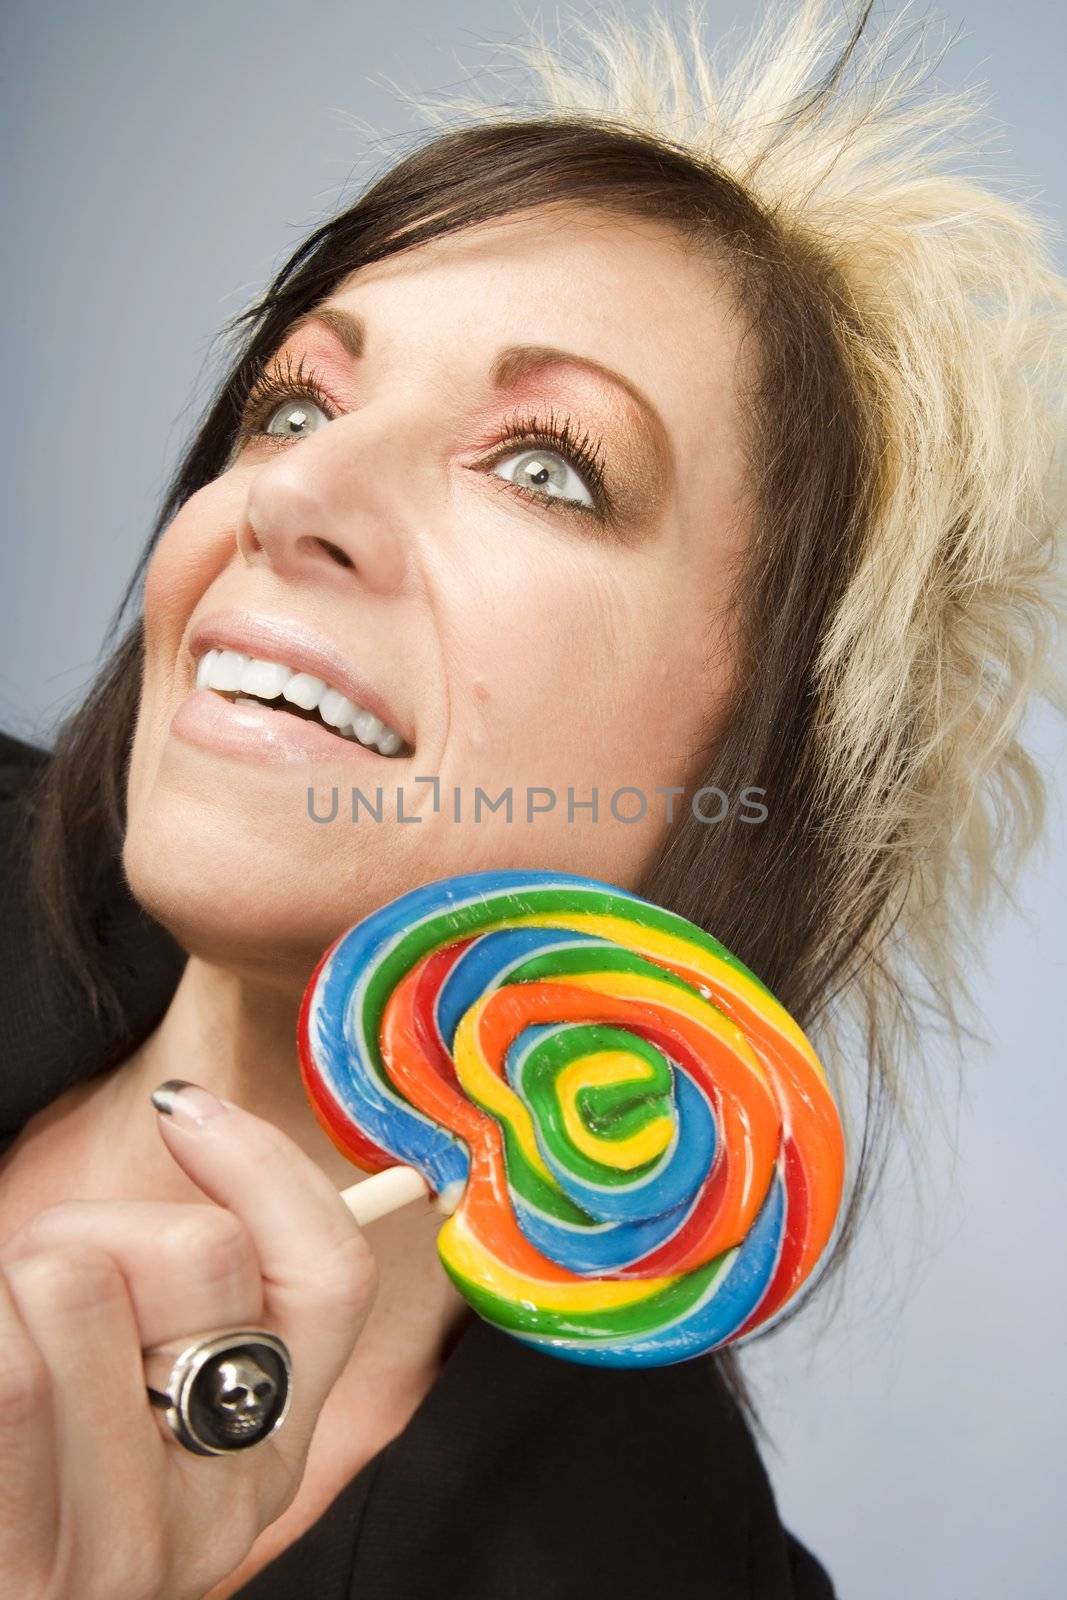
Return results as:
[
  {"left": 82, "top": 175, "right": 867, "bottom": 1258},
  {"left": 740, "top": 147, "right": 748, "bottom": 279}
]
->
[{"left": 357, "top": 0, "right": 1067, "bottom": 1210}]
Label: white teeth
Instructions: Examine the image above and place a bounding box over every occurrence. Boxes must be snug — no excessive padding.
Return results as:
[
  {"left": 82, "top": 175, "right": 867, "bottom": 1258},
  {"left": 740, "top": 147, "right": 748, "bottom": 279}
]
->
[
  {"left": 352, "top": 708, "right": 386, "bottom": 746},
  {"left": 213, "top": 649, "right": 248, "bottom": 692},
  {"left": 318, "top": 686, "right": 357, "bottom": 731},
  {"left": 282, "top": 671, "right": 327, "bottom": 711},
  {"left": 239, "top": 658, "right": 291, "bottom": 699},
  {"left": 193, "top": 647, "right": 407, "bottom": 756}
]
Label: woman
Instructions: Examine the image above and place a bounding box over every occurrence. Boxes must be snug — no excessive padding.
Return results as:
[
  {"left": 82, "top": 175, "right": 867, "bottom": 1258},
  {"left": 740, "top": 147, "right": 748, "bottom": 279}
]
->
[{"left": 1, "top": 1, "right": 1064, "bottom": 1595}]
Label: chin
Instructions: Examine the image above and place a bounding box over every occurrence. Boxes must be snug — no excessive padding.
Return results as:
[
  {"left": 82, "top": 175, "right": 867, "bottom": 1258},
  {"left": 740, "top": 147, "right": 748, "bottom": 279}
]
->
[{"left": 121, "top": 789, "right": 340, "bottom": 979}]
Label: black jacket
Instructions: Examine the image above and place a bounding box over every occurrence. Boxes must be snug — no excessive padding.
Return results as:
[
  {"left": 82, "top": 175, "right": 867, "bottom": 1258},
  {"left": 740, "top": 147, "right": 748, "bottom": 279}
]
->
[{"left": 0, "top": 728, "right": 836, "bottom": 1599}]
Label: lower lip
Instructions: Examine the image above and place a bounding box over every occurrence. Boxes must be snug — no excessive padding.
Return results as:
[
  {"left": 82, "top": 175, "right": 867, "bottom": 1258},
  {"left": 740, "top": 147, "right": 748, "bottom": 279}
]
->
[{"left": 171, "top": 689, "right": 403, "bottom": 765}]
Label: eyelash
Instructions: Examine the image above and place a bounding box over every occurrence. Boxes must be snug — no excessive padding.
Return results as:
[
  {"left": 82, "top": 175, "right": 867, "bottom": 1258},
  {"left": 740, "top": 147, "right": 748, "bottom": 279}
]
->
[{"left": 233, "top": 353, "right": 612, "bottom": 522}]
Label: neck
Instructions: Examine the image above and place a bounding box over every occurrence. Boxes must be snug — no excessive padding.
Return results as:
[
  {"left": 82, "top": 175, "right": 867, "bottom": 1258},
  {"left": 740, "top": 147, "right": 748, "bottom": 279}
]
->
[
  {"left": 106, "top": 954, "right": 472, "bottom": 1392},
  {"left": 120, "top": 952, "right": 364, "bottom": 1186}
]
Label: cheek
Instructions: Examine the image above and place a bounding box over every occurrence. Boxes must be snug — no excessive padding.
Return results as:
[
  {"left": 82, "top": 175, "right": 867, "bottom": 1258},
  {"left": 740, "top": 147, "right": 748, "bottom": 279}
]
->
[
  {"left": 142, "top": 485, "right": 236, "bottom": 672},
  {"left": 462, "top": 549, "right": 709, "bottom": 782},
  {"left": 129, "top": 489, "right": 238, "bottom": 808}
]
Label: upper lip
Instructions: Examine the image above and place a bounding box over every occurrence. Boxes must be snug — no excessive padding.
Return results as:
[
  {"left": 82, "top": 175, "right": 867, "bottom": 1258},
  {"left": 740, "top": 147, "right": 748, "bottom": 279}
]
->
[{"left": 187, "top": 609, "right": 412, "bottom": 749}]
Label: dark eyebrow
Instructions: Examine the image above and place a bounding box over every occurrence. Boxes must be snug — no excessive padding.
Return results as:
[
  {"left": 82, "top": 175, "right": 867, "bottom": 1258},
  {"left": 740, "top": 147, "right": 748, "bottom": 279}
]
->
[
  {"left": 279, "top": 305, "right": 366, "bottom": 361},
  {"left": 279, "top": 305, "right": 674, "bottom": 484}
]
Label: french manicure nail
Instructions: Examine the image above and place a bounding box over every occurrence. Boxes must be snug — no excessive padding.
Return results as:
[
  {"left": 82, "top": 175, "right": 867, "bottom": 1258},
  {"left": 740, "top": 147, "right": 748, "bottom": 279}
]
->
[{"left": 150, "top": 1079, "right": 231, "bottom": 1128}]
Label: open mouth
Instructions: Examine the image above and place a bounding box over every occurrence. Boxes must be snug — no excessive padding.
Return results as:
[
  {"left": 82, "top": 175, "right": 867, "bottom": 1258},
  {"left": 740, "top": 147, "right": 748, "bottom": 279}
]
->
[
  {"left": 210, "top": 687, "right": 411, "bottom": 757},
  {"left": 194, "top": 648, "right": 412, "bottom": 758}
]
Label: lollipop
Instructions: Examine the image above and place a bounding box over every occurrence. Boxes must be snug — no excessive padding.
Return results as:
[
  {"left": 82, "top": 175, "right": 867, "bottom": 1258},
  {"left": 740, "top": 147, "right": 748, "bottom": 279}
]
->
[{"left": 298, "top": 870, "right": 845, "bottom": 1369}]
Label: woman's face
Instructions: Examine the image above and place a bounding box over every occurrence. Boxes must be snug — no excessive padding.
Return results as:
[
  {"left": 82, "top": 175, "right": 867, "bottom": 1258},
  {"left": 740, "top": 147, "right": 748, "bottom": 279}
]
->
[{"left": 125, "top": 205, "right": 752, "bottom": 982}]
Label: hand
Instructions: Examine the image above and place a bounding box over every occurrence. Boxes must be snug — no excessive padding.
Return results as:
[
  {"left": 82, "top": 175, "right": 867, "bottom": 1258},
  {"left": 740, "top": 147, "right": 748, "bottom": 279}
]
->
[{"left": 0, "top": 1081, "right": 379, "bottom": 1600}]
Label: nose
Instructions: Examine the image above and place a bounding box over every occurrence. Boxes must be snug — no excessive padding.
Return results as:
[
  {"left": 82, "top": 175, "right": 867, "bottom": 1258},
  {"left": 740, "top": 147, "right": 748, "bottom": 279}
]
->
[{"left": 235, "top": 405, "right": 416, "bottom": 593}]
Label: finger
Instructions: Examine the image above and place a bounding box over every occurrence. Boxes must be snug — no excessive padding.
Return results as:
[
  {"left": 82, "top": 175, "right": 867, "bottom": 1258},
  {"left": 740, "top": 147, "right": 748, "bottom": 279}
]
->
[
  {"left": 2, "top": 1247, "right": 171, "bottom": 1589},
  {"left": 151, "top": 1083, "right": 378, "bottom": 1419},
  {"left": 0, "top": 1200, "right": 264, "bottom": 1350},
  {"left": 0, "top": 1268, "right": 59, "bottom": 1587}
]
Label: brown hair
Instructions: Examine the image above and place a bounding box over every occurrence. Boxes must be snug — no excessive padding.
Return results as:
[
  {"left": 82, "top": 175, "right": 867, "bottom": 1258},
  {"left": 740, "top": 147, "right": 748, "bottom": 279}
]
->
[{"left": 15, "top": 0, "right": 1067, "bottom": 1426}]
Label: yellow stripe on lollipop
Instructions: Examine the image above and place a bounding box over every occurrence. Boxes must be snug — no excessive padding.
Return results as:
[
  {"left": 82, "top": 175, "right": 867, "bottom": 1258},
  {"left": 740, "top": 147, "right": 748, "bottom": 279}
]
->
[
  {"left": 440, "top": 1206, "right": 693, "bottom": 1312},
  {"left": 452, "top": 998, "right": 557, "bottom": 1186},
  {"left": 556, "top": 1053, "right": 675, "bottom": 1169},
  {"left": 551, "top": 968, "right": 771, "bottom": 1092}
]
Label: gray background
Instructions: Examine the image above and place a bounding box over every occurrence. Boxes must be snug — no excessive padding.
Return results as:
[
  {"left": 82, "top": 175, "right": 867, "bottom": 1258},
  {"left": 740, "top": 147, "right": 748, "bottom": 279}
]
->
[{"left": 2, "top": 2, "right": 1064, "bottom": 1594}]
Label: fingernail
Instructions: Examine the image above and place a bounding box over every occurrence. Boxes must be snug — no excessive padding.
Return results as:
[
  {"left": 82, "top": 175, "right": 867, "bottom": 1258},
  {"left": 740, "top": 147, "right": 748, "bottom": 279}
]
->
[{"left": 150, "top": 1079, "right": 231, "bottom": 1128}]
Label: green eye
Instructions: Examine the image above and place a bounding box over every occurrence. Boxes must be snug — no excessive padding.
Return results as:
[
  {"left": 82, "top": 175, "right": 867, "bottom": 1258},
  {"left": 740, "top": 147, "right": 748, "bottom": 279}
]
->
[{"left": 491, "top": 444, "right": 598, "bottom": 513}]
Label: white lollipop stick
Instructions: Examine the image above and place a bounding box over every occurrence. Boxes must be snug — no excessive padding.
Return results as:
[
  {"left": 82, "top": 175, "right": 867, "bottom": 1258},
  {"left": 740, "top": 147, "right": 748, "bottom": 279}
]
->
[{"left": 338, "top": 1165, "right": 463, "bottom": 1226}]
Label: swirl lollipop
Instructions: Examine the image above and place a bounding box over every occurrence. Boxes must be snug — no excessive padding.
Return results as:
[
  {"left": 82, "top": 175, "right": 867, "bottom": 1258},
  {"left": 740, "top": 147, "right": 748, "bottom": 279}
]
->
[{"left": 298, "top": 869, "right": 845, "bottom": 1369}]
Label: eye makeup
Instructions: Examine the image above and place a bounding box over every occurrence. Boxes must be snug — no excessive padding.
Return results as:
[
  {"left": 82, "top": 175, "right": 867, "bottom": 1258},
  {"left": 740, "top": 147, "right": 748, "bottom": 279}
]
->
[
  {"left": 229, "top": 338, "right": 665, "bottom": 541},
  {"left": 234, "top": 350, "right": 337, "bottom": 441}
]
